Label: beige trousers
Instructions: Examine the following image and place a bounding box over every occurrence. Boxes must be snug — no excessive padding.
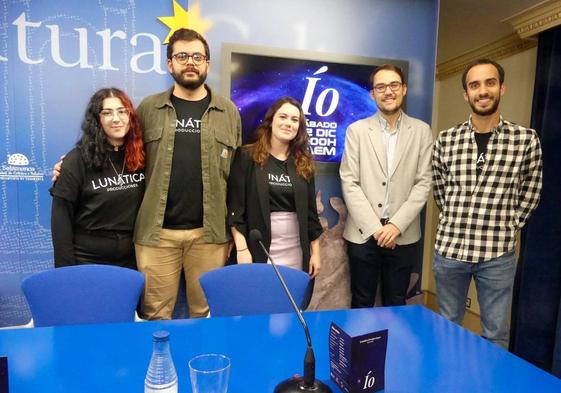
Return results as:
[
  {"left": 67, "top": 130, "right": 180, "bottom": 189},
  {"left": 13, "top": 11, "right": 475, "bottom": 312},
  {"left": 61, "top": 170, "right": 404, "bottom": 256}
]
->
[{"left": 135, "top": 228, "right": 228, "bottom": 319}]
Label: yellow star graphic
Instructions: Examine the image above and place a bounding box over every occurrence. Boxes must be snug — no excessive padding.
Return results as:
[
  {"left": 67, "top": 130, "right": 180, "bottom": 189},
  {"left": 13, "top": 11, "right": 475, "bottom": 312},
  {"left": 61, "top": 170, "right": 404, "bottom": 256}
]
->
[{"left": 158, "top": 1, "right": 213, "bottom": 44}]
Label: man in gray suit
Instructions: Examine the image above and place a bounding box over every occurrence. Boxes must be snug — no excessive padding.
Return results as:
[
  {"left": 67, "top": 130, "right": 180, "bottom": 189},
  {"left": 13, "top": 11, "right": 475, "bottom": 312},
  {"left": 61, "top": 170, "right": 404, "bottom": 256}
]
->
[{"left": 340, "top": 64, "right": 432, "bottom": 307}]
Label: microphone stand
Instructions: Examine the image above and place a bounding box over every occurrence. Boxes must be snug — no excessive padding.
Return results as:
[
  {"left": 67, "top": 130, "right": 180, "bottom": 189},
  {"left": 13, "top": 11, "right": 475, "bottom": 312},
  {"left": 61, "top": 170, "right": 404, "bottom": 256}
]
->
[{"left": 252, "top": 230, "right": 332, "bottom": 393}]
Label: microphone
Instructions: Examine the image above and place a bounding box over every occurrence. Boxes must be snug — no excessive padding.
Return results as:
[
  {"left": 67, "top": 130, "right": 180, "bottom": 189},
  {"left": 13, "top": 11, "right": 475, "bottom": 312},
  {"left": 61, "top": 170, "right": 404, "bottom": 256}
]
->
[{"left": 249, "top": 229, "right": 332, "bottom": 393}]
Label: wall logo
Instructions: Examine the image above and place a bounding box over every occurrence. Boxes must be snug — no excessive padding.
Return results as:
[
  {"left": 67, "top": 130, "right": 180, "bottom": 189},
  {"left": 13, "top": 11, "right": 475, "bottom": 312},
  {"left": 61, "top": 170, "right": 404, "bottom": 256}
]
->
[
  {"left": 0, "top": 153, "right": 44, "bottom": 181},
  {"left": 2, "top": 1, "right": 212, "bottom": 74},
  {"left": 158, "top": 1, "right": 212, "bottom": 43}
]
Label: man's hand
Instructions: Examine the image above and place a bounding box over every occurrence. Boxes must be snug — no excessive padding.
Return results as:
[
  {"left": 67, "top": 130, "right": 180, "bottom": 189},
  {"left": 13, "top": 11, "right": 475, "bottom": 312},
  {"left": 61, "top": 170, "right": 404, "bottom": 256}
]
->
[
  {"left": 227, "top": 241, "right": 235, "bottom": 257},
  {"left": 374, "top": 223, "right": 400, "bottom": 248},
  {"left": 384, "top": 240, "right": 397, "bottom": 250},
  {"left": 51, "top": 154, "right": 65, "bottom": 182}
]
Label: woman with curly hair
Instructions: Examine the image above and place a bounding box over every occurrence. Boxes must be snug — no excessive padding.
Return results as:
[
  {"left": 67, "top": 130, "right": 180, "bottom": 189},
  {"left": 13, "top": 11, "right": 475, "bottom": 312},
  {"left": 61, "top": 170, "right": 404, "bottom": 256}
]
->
[
  {"left": 228, "top": 96, "right": 323, "bottom": 277},
  {"left": 50, "top": 88, "right": 145, "bottom": 269}
]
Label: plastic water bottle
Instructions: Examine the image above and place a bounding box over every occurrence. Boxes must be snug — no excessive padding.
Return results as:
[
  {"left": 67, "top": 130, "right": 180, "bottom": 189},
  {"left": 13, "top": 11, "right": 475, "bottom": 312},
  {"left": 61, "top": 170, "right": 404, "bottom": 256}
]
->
[{"left": 144, "top": 330, "right": 178, "bottom": 393}]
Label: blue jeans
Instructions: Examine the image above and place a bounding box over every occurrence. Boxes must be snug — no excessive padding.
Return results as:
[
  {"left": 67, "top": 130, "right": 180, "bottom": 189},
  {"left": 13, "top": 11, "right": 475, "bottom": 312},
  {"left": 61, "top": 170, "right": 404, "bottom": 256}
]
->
[{"left": 433, "top": 250, "right": 516, "bottom": 349}]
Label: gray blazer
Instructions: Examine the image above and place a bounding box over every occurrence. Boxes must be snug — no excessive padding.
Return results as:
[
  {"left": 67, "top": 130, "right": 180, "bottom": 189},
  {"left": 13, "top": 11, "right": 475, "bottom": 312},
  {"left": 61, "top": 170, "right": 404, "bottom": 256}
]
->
[{"left": 340, "top": 112, "right": 433, "bottom": 245}]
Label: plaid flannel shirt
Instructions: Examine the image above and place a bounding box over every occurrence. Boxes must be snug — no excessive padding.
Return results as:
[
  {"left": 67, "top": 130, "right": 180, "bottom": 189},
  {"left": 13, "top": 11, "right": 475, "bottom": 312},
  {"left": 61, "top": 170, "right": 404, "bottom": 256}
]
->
[{"left": 432, "top": 117, "right": 542, "bottom": 263}]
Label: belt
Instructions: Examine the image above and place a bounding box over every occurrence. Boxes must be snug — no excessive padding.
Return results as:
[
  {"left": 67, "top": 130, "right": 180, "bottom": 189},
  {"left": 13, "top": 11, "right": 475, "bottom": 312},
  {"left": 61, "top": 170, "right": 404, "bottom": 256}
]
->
[
  {"left": 380, "top": 218, "right": 390, "bottom": 226},
  {"left": 75, "top": 228, "right": 133, "bottom": 239}
]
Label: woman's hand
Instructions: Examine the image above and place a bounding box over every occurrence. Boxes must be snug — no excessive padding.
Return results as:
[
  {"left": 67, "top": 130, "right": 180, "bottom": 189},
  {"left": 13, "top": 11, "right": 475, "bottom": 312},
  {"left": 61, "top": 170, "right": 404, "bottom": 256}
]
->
[
  {"left": 236, "top": 248, "right": 253, "bottom": 264},
  {"left": 308, "top": 252, "right": 321, "bottom": 278}
]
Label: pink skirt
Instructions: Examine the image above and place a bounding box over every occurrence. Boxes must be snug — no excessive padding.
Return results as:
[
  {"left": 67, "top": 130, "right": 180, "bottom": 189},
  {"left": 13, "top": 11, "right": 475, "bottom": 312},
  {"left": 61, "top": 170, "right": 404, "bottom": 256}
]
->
[{"left": 269, "top": 212, "right": 303, "bottom": 271}]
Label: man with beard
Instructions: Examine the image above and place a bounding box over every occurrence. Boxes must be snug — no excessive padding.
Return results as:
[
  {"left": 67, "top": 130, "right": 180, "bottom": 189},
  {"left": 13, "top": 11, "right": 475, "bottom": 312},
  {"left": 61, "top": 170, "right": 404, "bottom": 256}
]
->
[
  {"left": 432, "top": 59, "right": 542, "bottom": 348},
  {"left": 340, "top": 64, "right": 432, "bottom": 307},
  {"left": 134, "top": 28, "right": 241, "bottom": 319}
]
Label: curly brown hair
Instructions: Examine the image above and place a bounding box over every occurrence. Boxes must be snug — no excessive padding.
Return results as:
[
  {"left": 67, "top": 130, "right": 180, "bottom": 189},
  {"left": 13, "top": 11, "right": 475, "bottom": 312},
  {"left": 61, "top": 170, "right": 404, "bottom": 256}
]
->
[{"left": 246, "top": 97, "right": 314, "bottom": 181}]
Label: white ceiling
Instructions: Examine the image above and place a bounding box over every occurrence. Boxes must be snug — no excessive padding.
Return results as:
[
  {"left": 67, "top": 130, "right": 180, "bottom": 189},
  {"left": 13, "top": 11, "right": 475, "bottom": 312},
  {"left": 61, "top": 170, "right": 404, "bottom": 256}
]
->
[{"left": 437, "top": 0, "right": 545, "bottom": 63}]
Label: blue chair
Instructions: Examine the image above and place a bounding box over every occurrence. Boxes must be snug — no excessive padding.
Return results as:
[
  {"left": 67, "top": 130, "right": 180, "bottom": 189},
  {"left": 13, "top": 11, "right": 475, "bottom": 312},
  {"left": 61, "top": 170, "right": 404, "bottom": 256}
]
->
[
  {"left": 21, "top": 265, "right": 144, "bottom": 327},
  {"left": 199, "top": 263, "right": 312, "bottom": 317}
]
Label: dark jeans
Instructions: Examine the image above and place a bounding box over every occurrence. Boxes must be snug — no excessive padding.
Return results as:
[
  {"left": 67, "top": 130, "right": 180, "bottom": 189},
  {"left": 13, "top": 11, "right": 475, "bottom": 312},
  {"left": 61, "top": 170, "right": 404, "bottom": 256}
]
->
[{"left": 348, "top": 238, "right": 418, "bottom": 307}]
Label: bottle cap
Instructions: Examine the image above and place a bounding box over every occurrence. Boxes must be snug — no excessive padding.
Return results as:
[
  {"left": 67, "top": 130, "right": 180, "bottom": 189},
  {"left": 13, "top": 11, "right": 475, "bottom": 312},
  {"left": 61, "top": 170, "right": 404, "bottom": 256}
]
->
[{"left": 152, "top": 330, "right": 170, "bottom": 342}]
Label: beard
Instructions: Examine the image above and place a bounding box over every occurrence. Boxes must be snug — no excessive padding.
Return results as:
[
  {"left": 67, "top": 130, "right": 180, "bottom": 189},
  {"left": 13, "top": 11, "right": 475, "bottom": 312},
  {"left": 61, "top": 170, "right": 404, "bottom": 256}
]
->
[
  {"left": 378, "top": 95, "right": 403, "bottom": 116},
  {"left": 469, "top": 94, "right": 500, "bottom": 116},
  {"left": 171, "top": 66, "right": 207, "bottom": 90},
  {"left": 379, "top": 105, "right": 402, "bottom": 116}
]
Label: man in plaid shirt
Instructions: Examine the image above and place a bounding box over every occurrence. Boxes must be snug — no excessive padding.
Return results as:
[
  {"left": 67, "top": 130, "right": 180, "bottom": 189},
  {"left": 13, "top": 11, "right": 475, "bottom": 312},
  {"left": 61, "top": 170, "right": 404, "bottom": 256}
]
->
[{"left": 432, "top": 59, "right": 542, "bottom": 348}]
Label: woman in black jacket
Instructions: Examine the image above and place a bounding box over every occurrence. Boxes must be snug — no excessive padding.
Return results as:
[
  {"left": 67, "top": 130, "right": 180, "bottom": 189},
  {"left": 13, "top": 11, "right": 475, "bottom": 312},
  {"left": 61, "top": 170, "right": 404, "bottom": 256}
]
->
[{"left": 227, "top": 97, "right": 322, "bottom": 276}]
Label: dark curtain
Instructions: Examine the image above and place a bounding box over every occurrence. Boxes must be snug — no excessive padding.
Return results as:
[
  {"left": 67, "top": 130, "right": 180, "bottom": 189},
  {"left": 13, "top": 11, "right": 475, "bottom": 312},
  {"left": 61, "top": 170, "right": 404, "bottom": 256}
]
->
[{"left": 510, "top": 26, "right": 561, "bottom": 377}]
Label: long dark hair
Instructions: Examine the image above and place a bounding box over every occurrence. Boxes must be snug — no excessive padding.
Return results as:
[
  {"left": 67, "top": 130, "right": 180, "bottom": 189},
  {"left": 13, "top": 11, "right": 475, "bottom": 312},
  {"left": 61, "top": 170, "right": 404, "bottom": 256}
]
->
[
  {"left": 246, "top": 97, "right": 314, "bottom": 181},
  {"left": 77, "top": 88, "right": 144, "bottom": 172}
]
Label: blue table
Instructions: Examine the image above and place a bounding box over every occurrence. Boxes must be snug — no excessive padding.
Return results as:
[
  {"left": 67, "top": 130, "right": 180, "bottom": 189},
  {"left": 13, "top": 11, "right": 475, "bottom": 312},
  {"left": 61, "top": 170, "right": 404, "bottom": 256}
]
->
[{"left": 1, "top": 305, "right": 559, "bottom": 392}]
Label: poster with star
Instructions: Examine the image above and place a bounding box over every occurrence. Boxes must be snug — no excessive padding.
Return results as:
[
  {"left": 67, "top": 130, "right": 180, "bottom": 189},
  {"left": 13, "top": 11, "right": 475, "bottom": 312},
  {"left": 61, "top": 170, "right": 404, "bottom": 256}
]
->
[{"left": 0, "top": 0, "right": 205, "bottom": 325}]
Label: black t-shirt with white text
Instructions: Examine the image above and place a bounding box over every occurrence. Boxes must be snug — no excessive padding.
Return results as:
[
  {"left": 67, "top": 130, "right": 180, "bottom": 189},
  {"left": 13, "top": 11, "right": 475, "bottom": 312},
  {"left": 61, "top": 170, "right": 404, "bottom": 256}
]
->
[
  {"left": 266, "top": 155, "right": 296, "bottom": 212},
  {"left": 163, "top": 94, "right": 210, "bottom": 229},
  {"left": 50, "top": 147, "right": 145, "bottom": 232},
  {"left": 475, "top": 132, "right": 492, "bottom": 177}
]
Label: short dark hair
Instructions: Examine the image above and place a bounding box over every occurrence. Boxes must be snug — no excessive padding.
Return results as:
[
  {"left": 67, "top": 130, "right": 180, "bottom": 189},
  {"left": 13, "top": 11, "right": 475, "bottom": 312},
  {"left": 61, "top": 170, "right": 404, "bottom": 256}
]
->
[
  {"left": 166, "top": 28, "right": 210, "bottom": 61},
  {"left": 461, "top": 58, "right": 504, "bottom": 90},
  {"left": 369, "top": 64, "right": 406, "bottom": 88}
]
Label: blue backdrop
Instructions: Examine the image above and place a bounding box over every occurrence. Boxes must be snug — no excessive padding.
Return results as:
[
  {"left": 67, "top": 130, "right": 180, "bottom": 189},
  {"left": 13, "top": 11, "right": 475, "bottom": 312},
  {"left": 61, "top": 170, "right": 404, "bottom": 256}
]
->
[
  {"left": 0, "top": 0, "right": 438, "bottom": 326},
  {"left": 511, "top": 25, "right": 561, "bottom": 376}
]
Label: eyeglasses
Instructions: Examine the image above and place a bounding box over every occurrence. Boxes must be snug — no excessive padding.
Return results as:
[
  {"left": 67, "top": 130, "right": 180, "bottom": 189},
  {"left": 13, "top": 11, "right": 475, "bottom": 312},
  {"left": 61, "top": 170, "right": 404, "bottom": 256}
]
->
[
  {"left": 171, "top": 52, "right": 207, "bottom": 65},
  {"left": 100, "top": 108, "right": 130, "bottom": 121},
  {"left": 373, "top": 81, "right": 403, "bottom": 93}
]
